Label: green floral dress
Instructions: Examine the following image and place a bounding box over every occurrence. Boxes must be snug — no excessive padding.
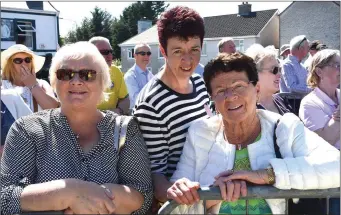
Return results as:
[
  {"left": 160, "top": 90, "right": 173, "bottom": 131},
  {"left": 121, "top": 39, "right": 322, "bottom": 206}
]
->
[{"left": 219, "top": 134, "right": 272, "bottom": 215}]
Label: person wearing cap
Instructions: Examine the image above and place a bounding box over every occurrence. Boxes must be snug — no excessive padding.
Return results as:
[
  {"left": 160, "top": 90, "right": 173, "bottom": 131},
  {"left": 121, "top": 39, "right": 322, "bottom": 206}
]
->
[
  {"left": 279, "top": 44, "right": 290, "bottom": 60},
  {"left": 279, "top": 35, "right": 312, "bottom": 95},
  {"left": 89, "top": 36, "right": 130, "bottom": 115},
  {"left": 1, "top": 44, "right": 59, "bottom": 112}
]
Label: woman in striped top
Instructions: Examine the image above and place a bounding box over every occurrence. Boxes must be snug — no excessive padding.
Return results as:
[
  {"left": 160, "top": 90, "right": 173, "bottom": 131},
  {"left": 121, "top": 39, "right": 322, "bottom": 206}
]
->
[{"left": 132, "top": 6, "right": 210, "bottom": 211}]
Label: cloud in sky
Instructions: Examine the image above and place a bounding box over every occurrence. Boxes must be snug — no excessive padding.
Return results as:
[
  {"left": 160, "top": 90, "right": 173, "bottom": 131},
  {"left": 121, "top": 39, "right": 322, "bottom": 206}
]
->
[{"left": 1, "top": 1, "right": 292, "bottom": 37}]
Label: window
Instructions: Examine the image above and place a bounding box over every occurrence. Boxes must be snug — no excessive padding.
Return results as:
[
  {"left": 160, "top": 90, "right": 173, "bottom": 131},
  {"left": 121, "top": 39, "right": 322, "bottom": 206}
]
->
[
  {"left": 16, "top": 20, "right": 35, "bottom": 49},
  {"left": 201, "top": 41, "right": 207, "bottom": 56},
  {"left": 127, "top": 48, "right": 134, "bottom": 59},
  {"left": 235, "top": 39, "right": 244, "bottom": 53},
  {"left": 158, "top": 46, "right": 164, "bottom": 59}
]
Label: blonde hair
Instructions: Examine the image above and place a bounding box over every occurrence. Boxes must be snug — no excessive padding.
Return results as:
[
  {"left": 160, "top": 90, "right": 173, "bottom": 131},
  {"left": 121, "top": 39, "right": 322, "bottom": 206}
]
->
[
  {"left": 307, "top": 49, "right": 340, "bottom": 88},
  {"left": 245, "top": 44, "right": 277, "bottom": 71},
  {"left": 2, "top": 53, "right": 36, "bottom": 83},
  {"left": 49, "top": 41, "right": 111, "bottom": 104}
]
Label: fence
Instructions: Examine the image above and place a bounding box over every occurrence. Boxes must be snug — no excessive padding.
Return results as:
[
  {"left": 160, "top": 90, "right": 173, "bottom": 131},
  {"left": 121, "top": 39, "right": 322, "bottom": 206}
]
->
[{"left": 158, "top": 185, "right": 340, "bottom": 214}]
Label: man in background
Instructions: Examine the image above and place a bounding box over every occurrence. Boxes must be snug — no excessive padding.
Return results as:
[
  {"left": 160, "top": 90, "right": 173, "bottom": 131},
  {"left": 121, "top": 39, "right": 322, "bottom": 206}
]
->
[{"left": 89, "top": 36, "right": 130, "bottom": 115}]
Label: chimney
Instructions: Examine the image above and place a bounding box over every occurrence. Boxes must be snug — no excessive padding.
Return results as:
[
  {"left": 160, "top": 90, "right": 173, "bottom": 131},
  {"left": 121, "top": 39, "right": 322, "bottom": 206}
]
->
[
  {"left": 26, "top": 1, "right": 44, "bottom": 10},
  {"left": 238, "top": 2, "right": 256, "bottom": 17},
  {"left": 137, "top": 18, "right": 152, "bottom": 34}
]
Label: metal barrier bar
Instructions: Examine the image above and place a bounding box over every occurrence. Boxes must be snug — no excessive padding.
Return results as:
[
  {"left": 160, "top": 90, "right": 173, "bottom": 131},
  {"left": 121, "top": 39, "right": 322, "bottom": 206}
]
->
[{"left": 158, "top": 186, "right": 340, "bottom": 214}]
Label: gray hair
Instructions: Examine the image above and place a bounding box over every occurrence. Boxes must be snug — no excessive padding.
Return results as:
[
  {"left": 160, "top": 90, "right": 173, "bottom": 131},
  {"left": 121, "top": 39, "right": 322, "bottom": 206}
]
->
[
  {"left": 49, "top": 41, "right": 111, "bottom": 104},
  {"left": 307, "top": 49, "right": 340, "bottom": 88},
  {"left": 134, "top": 43, "right": 151, "bottom": 54},
  {"left": 89, "top": 36, "right": 111, "bottom": 46},
  {"left": 245, "top": 43, "right": 277, "bottom": 71},
  {"left": 217, "top": 37, "right": 234, "bottom": 52},
  {"left": 290, "top": 35, "right": 309, "bottom": 51}
]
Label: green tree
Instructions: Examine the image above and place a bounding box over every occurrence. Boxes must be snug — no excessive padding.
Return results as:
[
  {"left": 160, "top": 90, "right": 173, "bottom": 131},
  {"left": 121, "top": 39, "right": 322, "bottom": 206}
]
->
[
  {"left": 111, "top": 1, "right": 168, "bottom": 59},
  {"left": 64, "top": 6, "right": 113, "bottom": 44},
  {"left": 64, "top": 2, "right": 168, "bottom": 60}
]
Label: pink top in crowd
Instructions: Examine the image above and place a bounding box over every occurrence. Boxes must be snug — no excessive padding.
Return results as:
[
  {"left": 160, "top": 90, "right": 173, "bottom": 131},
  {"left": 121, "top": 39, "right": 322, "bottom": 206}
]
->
[{"left": 299, "top": 87, "right": 340, "bottom": 149}]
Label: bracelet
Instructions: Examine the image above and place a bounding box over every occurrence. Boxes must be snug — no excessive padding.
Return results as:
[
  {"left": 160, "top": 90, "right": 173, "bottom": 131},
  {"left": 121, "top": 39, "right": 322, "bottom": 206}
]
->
[
  {"left": 28, "top": 82, "right": 39, "bottom": 91},
  {"left": 266, "top": 167, "right": 276, "bottom": 185}
]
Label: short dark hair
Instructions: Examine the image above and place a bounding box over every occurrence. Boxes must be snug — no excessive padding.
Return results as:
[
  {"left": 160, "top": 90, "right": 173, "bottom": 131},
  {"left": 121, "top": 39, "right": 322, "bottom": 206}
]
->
[
  {"left": 203, "top": 52, "right": 258, "bottom": 95},
  {"left": 157, "top": 6, "right": 205, "bottom": 54},
  {"left": 309, "top": 40, "right": 322, "bottom": 50}
]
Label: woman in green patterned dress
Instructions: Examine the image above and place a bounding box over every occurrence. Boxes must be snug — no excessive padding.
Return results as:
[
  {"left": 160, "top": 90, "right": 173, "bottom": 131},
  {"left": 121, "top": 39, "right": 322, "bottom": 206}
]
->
[{"left": 168, "top": 52, "right": 340, "bottom": 214}]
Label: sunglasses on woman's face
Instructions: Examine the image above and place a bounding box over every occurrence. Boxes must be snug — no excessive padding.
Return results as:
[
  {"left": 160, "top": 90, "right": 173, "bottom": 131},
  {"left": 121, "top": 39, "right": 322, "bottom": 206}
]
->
[
  {"left": 271, "top": 67, "right": 281, "bottom": 75},
  {"left": 13, "top": 57, "right": 32, "bottom": 64},
  {"left": 262, "top": 66, "right": 281, "bottom": 75},
  {"left": 99, "top": 49, "right": 113, "bottom": 56},
  {"left": 136, "top": 51, "right": 151, "bottom": 56},
  {"left": 56, "top": 69, "right": 97, "bottom": 82}
]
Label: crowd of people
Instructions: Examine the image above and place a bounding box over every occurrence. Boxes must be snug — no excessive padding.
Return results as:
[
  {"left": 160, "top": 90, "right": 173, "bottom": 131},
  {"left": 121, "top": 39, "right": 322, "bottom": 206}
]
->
[{"left": 1, "top": 5, "right": 340, "bottom": 215}]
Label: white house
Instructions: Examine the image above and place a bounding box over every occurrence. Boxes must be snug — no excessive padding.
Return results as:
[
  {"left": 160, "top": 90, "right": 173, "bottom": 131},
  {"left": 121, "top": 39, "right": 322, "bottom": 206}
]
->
[
  {"left": 119, "top": 3, "right": 279, "bottom": 74},
  {"left": 1, "top": 6, "right": 60, "bottom": 56}
]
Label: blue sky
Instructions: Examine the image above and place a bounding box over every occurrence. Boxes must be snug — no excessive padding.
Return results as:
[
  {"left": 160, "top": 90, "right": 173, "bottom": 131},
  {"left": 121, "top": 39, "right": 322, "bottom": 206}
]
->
[{"left": 1, "top": 1, "right": 292, "bottom": 37}]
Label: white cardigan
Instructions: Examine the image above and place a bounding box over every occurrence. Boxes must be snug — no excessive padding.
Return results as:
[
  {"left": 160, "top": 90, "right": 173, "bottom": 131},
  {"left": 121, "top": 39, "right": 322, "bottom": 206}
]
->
[
  {"left": 169, "top": 109, "right": 340, "bottom": 214},
  {"left": 1, "top": 89, "right": 32, "bottom": 119}
]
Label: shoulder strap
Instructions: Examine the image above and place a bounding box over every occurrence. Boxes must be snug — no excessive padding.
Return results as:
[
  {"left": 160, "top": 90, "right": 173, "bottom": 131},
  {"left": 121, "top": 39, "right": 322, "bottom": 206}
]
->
[
  {"left": 114, "top": 115, "right": 131, "bottom": 153},
  {"left": 33, "top": 97, "right": 38, "bottom": 112},
  {"left": 273, "top": 118, "right": 282, "bottom": 159}
]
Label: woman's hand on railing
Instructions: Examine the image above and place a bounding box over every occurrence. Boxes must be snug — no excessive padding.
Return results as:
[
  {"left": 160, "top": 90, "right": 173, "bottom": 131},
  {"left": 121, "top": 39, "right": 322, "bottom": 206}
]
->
[
  {"left": 214, "top": 169, "right": 270, "bottom": 185},
  {"left": 166, "top": 178, "right": 201, "bottom": 205},
  {"left": 212, "top": 179, "right": 247, "bottom": 202}
]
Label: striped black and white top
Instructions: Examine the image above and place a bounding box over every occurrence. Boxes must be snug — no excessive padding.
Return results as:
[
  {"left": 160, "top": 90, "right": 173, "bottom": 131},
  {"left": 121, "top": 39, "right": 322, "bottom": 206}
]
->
[{"left": 133, "top": 74, "right": 210, "bottom": 178}]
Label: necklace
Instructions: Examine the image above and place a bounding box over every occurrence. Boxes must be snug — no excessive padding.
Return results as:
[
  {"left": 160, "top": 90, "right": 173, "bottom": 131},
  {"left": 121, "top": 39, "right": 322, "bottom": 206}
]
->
[{"left": 223, "top": 116, "right": 261, "bottom": 150}]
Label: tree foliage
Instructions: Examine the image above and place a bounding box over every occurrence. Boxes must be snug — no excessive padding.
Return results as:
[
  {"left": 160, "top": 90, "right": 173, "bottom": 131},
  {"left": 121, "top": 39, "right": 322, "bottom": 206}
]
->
[{"left": 64, "top": 2, "right": 168, "bottom": 59}]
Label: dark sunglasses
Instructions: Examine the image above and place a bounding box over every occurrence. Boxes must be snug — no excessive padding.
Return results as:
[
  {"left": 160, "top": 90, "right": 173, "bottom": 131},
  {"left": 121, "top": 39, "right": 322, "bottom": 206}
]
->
[
  {"left": 56, "top": 69, "right": 97, "bottom": 82},
  {"left": 13, "top": 57, "right": 32, "bottom": 64},
  {"left": 271, "top": 67, "right": 281, "bottom": 75},
  {"left": 99, "top": 49, "right": 113, "bottom": 55},
  {"left": 298, "top": 37, "right": 307, "bottom": 48},
  {"left": 136, "top": 51, "right": 151, "bottom": 56}
]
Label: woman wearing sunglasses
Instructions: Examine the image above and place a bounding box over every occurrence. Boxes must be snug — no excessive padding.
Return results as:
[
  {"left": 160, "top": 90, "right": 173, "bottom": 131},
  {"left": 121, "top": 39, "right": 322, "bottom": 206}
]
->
[
  {"left": 299, "top": 49, "right": 340, "bottom": 215},
  {"left": 1, "top": 44, "right": 59, "bottom": 112},
  {"left": 0, "top": 42, "right": 153, "bottom": 215},
  {"left": 245, "top": 44, "right": 296, "bottom": 115}
]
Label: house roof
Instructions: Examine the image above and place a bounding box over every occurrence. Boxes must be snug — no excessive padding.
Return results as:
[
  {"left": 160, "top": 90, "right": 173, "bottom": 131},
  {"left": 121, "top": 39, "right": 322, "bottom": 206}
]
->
[
  {"left": 119, "top": 25, "right": 158, "bottom": 46},
  {"left": 120, "top": 8, "right": 278, "bottom": 46},
  {"left": 204, "top": 9, "right": 277, "bottom": 38}
]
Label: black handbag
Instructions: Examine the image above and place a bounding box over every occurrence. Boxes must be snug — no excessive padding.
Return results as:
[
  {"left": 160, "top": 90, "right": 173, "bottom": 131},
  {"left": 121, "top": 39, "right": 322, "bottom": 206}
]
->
[{"left": 273, "top": 119, "right": 326, "bottom": 215}]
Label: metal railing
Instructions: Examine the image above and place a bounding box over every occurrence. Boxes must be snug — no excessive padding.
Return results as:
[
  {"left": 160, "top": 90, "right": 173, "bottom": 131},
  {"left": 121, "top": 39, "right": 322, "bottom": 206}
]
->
[{"left": 158, "top": 186, "right": 340, "bottom": 214}]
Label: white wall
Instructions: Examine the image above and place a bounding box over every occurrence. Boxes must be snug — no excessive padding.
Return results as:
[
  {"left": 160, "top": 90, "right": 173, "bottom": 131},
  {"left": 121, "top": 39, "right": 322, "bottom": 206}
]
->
[
  {"left": 1, "top": 11, "right": 58, "bottom": 51},
  {"left": 200, "top": 37, "right": 258, "bottom": 66}
]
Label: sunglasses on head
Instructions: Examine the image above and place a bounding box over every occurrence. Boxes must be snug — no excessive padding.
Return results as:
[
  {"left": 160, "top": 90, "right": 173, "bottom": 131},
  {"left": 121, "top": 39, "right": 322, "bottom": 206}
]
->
[
  {"left": 13, "top": 57, "right": 32, "bottom": 64},
  {"left": 56, "top": 69, "right": 97, "bottom": 82},
  {"left": 298, "top": 37, "right": 307, "bottom": 48},
  {"left": 99, "top": 49, "right": 113, "bottom": 56},
  {"left": 136, "top": 51, "right": 151, "bottom": 56}
]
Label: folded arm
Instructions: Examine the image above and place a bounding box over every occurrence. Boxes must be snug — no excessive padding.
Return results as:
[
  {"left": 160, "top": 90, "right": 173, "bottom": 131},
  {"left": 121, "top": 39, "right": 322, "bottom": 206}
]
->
[{"left": 269, "top": 113, "right": 340, "bottom": 190}]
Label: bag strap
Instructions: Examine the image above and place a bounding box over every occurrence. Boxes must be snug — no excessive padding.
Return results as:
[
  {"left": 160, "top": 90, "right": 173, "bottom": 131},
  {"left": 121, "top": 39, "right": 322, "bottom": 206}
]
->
[
  {"left": 114, "top": 115, "right": 131, "bottom": 153},
  {"left": 273, "top": 118, "right": 282, "bottom": 159},
  {"left": 33, "top": 97, "right": 38, "bottom": 113}
]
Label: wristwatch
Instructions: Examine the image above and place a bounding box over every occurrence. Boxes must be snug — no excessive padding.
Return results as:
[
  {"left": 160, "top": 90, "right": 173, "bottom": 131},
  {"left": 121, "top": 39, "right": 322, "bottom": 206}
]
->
[
  {"left": 28, "top": 82, "right": 39, "bottom": 91},
  {"left": 266, "top": 167, "right": 276, "bottom": 185}
]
